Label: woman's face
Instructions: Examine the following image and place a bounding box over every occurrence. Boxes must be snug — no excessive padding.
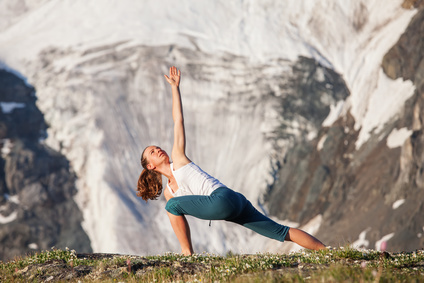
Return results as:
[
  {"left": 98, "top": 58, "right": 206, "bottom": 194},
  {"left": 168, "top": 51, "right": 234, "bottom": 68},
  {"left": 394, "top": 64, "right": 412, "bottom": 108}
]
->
[{"left": 144, "top": 146, "right": 169, "bottom": 170}]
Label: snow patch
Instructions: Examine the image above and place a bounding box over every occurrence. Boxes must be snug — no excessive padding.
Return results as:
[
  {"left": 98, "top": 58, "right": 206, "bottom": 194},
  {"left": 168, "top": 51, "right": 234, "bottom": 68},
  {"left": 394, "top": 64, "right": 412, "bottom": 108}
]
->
[
  {"left": 355, "top": 71, "right": 415, "bottom": 150},
  {"left": 1, "top": 139, "right": 13, "bottom": 157},
  {"left": 0, "top": 102, "right": 25, "bottom": 113},
  {"left": 352, "top": 228, "right": 370, "bottom": 249},
  {"left": 392, "top": 199, "right": 405, "bottom": 209},
  {"left": 317, "top": 134, "right": 327, "bottom": 151},
  {"left": 419, "top": 226, "right": 424, "bottom": 238},
  {"left": 0, "top": 210, "right": 17, "bottom": 224},
  {"left": 375, "top": 233, "right": 395, "bottom": 251},
  {"left": 0, "top": 194, "right": 20, "bottom": 224},
  {"left": 322, "top": 100, "right": 344, "bottom": 127},
  {"left": 4, "top": 194, "right": 20, "bottom": 204},
  {"left": 307, "top": 130, "right": 317, "bottom": 141},
  {"left": 28, "top": 243, "right": 39, "bottom": 249},
  {"left": 387, "top": 128, "right": 412, "bottom": 148}
]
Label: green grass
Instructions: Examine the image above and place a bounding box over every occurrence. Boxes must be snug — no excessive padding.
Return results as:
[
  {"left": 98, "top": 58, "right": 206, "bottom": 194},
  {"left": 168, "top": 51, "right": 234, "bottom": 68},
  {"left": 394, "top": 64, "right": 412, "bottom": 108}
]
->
[{"left": 0, "top": 246, "right": 423, "bottom": 282}]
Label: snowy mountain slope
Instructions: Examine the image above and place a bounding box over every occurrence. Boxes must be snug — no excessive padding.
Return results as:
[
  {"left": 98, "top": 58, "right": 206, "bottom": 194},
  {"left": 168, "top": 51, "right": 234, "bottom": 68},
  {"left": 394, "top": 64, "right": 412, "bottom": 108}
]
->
[
  {"left": 0, "top": 0, "right": 419, "bottom": 254},
  {"left": 0, "top": 0, "right": 416, "bottom": 150}
]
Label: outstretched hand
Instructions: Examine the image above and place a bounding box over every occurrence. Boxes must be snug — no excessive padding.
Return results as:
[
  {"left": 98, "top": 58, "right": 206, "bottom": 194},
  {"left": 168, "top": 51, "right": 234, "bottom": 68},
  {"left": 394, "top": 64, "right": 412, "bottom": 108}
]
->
[{"left": 164, "top": 66, "right": 181, "bottom": 87}]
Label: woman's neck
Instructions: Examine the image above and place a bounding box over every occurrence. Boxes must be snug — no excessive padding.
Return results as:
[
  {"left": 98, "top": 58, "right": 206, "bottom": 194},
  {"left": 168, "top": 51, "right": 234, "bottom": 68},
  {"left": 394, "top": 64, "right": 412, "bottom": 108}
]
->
[{"left": 154, "top": 161, "right": 173, "bottom": 179}]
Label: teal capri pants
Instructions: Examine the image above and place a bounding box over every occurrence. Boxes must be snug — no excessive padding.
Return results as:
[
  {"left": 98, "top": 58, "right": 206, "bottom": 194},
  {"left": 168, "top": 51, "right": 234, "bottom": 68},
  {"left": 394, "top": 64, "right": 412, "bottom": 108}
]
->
[{"left": 165, "top": 187, "right": 290, "bottom": 242}]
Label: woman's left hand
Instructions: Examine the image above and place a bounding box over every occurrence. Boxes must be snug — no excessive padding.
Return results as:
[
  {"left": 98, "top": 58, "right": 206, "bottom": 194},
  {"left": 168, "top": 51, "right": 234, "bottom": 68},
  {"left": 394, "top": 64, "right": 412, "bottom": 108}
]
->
[{"left": 164, "top": 66, "right": 181, "bottom": 87}]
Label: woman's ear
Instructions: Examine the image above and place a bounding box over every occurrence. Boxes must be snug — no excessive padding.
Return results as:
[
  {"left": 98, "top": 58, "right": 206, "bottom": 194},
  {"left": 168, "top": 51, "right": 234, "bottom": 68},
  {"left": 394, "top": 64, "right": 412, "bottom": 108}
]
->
[{"left": 147, "top": 163, "right": 155, "bottom": 170}]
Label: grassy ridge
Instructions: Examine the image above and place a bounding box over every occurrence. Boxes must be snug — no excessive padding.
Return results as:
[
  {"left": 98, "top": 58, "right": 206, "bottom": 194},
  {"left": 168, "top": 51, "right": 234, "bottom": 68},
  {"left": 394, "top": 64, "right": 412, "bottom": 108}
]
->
[{"left": 1, "top": 247, "right": 423, "bottom": 282}]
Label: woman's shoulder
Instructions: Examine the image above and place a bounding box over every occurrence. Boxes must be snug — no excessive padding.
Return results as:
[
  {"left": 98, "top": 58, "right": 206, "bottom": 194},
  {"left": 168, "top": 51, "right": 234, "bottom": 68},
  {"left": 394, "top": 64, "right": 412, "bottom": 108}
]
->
[
  {"left": 171, "top": 158, "right": 192, "bottom": 171},
  {"left": 171, "top": 150, "right": 190, "bottom": 168}
]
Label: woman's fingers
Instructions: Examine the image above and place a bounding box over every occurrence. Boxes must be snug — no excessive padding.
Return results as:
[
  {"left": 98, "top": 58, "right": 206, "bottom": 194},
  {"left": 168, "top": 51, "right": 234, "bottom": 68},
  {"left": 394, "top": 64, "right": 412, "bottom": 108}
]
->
[
  {"left": 164, "top": 66, "right": 180, "bottom": 86},
  {"left": 170, "top": 66, "right": 179, "bottom": 76}
]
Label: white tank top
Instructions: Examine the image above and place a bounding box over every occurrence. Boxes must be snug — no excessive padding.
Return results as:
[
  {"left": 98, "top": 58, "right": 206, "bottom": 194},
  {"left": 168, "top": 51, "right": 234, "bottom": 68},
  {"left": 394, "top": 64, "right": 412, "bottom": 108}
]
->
[{"left": 167, "top": 162, "right": 226, "bottom": 197}]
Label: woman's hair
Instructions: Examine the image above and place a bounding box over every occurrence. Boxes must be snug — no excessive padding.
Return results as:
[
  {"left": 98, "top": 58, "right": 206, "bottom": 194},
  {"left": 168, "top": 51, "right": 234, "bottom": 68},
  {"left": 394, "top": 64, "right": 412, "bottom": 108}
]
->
[{"left": 136, "top": 147, "right": 163, "bottom": 202}]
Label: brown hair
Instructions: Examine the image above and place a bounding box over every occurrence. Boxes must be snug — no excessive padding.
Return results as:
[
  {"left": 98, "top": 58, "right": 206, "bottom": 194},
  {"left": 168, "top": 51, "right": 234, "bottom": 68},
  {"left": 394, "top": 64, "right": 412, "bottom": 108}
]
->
[{"left": 136, "top": 146, "right": 163, "bottom": 202}]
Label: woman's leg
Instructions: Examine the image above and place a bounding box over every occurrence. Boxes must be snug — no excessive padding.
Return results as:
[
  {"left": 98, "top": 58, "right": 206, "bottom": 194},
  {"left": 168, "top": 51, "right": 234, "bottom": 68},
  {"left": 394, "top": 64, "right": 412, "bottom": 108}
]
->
[
  {"left": 167, "top": 212, "right": 194, "bottom": 255},
  {"left": 165, "top": 188, "right": 242, "bottom": 220},
  {"left": 165, "top": 188, "right": 326, "bottom": 251},
  {"left": 229, "top": 197, "right": 290, "bottom": 242},
  {"left": 284, "top": 228, "right": 326, "bottom": 250},
  {"left": 229, "top": 195, "right": 326, "bottom": 251}
]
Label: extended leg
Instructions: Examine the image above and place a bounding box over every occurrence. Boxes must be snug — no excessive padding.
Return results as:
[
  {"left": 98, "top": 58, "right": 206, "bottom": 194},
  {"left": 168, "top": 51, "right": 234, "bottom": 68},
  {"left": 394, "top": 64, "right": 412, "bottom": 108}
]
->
[
  {"left": 284, "top": 228, "right": 326, "bottom": 251},
  {"left": 230, "top": 199, "right": 290, "bottom": 242},
  {"left": 230, "top": 197, "right": 325, "bottom": 250},
  {"left": 167, "top": 212, "right": 194, "bottom": 255}
]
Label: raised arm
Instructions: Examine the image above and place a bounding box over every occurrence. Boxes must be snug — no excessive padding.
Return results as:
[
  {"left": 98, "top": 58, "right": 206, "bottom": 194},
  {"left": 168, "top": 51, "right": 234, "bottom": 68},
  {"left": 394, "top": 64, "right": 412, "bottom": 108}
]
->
[{"left": 164, "top": 66, "right": 190, "bottom": 169}]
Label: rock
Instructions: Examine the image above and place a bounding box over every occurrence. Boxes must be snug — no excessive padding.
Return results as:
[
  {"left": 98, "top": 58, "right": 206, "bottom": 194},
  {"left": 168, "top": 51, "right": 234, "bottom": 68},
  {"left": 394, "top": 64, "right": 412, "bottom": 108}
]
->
[
  {"left": 401, "top": 0, "right": 424, "bottom": 10},
  {"left": 265, "top": 57, "right": 350, "bottom": 223},
  {"left": 0, "top": 69, "right": 92, "bottom": 261},
  {"left": 382, "top": 9, "right": 424, "bottom": 86},
  {"left": 0, "top": 69, "right": 46, "bottom": 141},
  {"left": 266, "top": 7, "right": 424, "bottom": 252}
]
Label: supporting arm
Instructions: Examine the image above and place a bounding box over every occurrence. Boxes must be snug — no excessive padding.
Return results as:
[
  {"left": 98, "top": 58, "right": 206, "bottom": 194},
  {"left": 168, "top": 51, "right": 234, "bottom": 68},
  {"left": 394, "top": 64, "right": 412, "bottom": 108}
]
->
[{"left": 167, "top": 212, "right": 194, "bottom": 255}]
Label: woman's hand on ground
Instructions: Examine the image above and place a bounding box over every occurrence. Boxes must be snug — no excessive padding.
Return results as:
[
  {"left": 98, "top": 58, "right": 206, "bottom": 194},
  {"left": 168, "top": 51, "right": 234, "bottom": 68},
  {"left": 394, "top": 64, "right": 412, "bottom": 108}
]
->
[
  {"left": 164, "top": 66, "right": 181, "bottom": 87},
  {"left": 182, "top": 249, "right": 193, "bottom": 256}
]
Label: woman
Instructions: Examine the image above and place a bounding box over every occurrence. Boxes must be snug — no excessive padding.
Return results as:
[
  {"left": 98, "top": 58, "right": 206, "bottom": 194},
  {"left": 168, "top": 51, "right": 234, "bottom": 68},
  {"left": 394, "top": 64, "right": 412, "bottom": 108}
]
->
[{"left": 137, "top": 66, "right": 325, "bottom": 255}]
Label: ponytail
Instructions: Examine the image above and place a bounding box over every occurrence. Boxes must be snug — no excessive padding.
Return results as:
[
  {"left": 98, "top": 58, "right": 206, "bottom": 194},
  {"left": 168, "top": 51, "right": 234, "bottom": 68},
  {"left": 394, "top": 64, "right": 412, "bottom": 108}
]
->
[
  {"left": 137, "top": 169, "right": 163, "bottom": 201},
  {"left": 136, "top": 147, "right": 163, "bottom": 202}
]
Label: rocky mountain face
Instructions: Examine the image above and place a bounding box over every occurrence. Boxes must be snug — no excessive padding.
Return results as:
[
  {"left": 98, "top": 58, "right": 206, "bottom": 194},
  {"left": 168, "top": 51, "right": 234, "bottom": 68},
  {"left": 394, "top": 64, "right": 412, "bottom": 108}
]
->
[
  {"left": 0, "top": 70, "right": 91, "bottom": 261},
  {"left": 266, "top": 6, "right": 424, "bottom": 252}
]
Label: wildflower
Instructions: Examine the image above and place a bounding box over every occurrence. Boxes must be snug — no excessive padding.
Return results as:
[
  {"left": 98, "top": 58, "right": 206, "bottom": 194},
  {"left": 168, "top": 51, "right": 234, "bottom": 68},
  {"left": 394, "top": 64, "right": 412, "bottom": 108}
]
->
[{"left": 127, "top": 258, "right": 131, "bottom": 273}]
